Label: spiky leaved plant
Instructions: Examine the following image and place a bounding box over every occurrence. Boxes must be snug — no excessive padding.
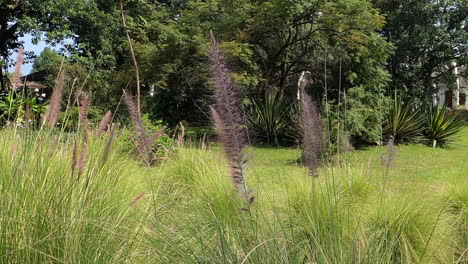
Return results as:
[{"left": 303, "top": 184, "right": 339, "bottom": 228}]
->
[
  {"left": 298, "top": 72, "right": 323, "bottom": 177},
  {"left": 209, "top": 33, "right": 253, "bottom": 205},
  {"left": 424, "top": 105, "right": 464, "bottom": 148}
]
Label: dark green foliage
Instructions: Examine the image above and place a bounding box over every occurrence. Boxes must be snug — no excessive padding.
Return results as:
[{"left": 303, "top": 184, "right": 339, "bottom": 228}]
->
[
  {"left": 0, "top": 91, "right": 46, "bottom": 126},
  {"left": 119, "top": 113, "right": 173, "bottom": 159},
  {"left": 245, "top": 92, "right": 297, "bottom": 145},
  {"left": 58, "top": 106, "right": 103, "bottom": 132},
  {"left": 423, "top": 105, "right": 464, "bottom": 148},
  {"left": 384, "top": 97, "right": 424, "bottom": 144},
  {"left": 372, "top": 0, "right": 468, "bottom": 103}
]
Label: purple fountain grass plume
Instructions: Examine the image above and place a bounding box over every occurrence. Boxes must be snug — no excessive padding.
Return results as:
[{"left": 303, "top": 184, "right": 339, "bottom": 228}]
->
[
  {"left": 299, "top": 76, "right": 324, "bottom": 177},
  {"left": 97, "top": 111, "right": 112, "bottom": 136},
  {"left": 78, "top": 130, "right": 89, "bottom": 175},
  {"left": 78, "top": 91, "right": 90, "bottom": 130},
  {"left": 72, "top": 142, "right": 79, "bottom": 174},
  {"left": 122, "top": 90, "right": 159, "bottom": 164},
  {"left": 123, "top": 90, "right": 144, "bottom": 135},
  {"left": 381, "top": 136, "right": 397, "bottom": 168},
  {"left": 44, "top": 70, "right": 66, "bottom": 129},
  {"left": 102, "top": 124, "right": 116, "bottom": 163},
  {"left": 24, "top": 104, "right": 30, "bottom": 130},
  {"left": 209, "top": 33, "right": 252, "bottom": 202},
  {"left": 130, "top": 192, "right": 146, "bottom": 207},
  {"left": 13, "top": 47, "right": 24, "bottom": 87}
]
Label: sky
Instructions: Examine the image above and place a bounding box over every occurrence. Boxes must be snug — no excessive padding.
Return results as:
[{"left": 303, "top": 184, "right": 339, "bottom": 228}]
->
[{"left": 8, "top": 34, "right": 63, "bottom": 75}]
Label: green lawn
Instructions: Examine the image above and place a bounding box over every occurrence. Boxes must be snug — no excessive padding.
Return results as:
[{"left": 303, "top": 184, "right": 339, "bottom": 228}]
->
[{"left": 139, "top": 127, "right": 468, "bottom": 263}]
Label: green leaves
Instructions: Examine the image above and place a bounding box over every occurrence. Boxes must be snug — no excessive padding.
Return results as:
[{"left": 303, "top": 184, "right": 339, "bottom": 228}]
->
[
  {"left": 245, "top": 92, "right": 297, "bottom": 145},
  {"left": 384, "top": 96, "right": 424, "bottom": 143},
  {"left": 384, "top": 97, "right": 464, "bottom": 147},
  {"left": 424, "top": 105, "right": 464, "bottom": 148}
]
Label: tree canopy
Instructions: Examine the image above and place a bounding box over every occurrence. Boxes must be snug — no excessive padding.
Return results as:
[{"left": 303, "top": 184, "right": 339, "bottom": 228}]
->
[{"left": 2, "top": 0, "right": 466, "bottom": 144}]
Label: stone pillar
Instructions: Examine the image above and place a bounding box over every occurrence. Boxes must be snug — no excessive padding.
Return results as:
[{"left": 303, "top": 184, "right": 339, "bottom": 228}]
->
[
  {"left": 453, "top": 89, "right": 459, "bottom": 108},
  {"left": 439, "top": 88, "right": 446, "bottom": 107}
]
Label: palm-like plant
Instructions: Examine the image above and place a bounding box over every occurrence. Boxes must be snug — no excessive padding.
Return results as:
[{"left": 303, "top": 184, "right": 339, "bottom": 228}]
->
[
  {"left": 245, "top": 92, "right": 295, "bottom": 145},
  {"left": 384, "top": 97, "right": 424, "bottom": 144},
  {"left": 0, "top": 91, "right": 22, "bottom": 121},
  {"left": 424, "top": 105, "right": 464, "bottom": 148}
]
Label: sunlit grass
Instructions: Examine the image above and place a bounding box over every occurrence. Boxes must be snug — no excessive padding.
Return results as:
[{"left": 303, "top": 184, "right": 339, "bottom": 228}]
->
[{"left": 0, "top": 127, "right": 466, "bottom": 263}]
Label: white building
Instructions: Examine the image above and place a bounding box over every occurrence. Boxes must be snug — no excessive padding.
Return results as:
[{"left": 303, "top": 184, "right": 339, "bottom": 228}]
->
[{"left": 434, "top": 65, "right": 468, "bottom": 109}]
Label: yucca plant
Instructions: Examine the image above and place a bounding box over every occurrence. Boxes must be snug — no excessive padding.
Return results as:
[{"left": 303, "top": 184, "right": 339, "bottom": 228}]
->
[
  {"left": 384, "top": 96, "right": 424, "bottom": 144},
  {"left": 424, "top": 105, "right": 464, "bottom": 148},
  {"left": 245, "top": 91, "right": 295, "bottom": 145}
]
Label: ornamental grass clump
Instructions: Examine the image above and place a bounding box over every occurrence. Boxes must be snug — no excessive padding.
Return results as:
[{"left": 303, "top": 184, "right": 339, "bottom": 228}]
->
[
  {"left": 208, "top": 32, "right": 253, "bottom": 205},
  {"left": 0, "top": 128, "right": 139, "bottom": 263}
]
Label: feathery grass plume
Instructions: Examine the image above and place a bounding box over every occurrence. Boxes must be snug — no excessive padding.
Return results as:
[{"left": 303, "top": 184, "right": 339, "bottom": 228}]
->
[
  {"left": 298, "top": 74, "right": 324, "bottom": 177},
  {"left": 44, "top": 70, "right": 66, "bottom": 129},
  {"left": 72, "top": 142, "right": 79, "bottom": 173},
  {"left": 24, "top": 104, "right": 30, "bottom": 130},
  {"left": 209, "top": 32, "right": 252, "bottom": 203},
  {"left": 381, "top": 137, "right": 397, "bottom": 168},
  {"left": 78, "top": 130, "right": 88, "bottom": 175},
  {"left": 130, "top": 192, "right": 145, "bottom": 207},
  {"left": 102, "top": 124, "right": 116, "bottom": 164},
  {"left": 13, "top": 47, "right": 24, "bottom": 87},
  {"left": 122, "top": 90, "right": 156, "bottom": 164},
  {"left": 97, "top": 110, "right": 112, "bottom": 136},
  {"left": 78, "top": 91, "right": 90, "bottom": 130}
]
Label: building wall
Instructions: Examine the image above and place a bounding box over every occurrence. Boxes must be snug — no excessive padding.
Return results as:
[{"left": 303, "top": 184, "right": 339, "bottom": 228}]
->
[{"left": 434, "top": 65, "right": 468, "bottom": 109}]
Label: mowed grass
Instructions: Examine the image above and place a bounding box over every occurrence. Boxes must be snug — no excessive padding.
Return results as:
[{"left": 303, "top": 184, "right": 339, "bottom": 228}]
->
[{"left": 0, "top": 127, "right": 467, "bottom": 263}]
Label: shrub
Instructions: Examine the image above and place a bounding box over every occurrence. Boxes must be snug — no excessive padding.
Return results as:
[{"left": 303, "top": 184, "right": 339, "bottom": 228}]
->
[
  {"left": 384, "top": 97, "right": 424, "bottom": 143},
  {"left": 423, "top": 105, "right": 464, "bottom": 148},
  {"left": 58, "top": 106, "right": 103, "bottom": 131},
  {"left": 245, "top": 92, "right": 298, "bottom": 145}
]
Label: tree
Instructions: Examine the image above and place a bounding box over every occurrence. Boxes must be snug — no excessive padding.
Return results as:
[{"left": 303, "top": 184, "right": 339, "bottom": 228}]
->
[
  {"left": 0, "top": 0, "right": 83, "bottom": 90},
  {"left": 372, "top": 0, "right": 468, "bottom": 103},
  {"left": 31, "top": 47, "right": 62, "bottom": 75}
]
